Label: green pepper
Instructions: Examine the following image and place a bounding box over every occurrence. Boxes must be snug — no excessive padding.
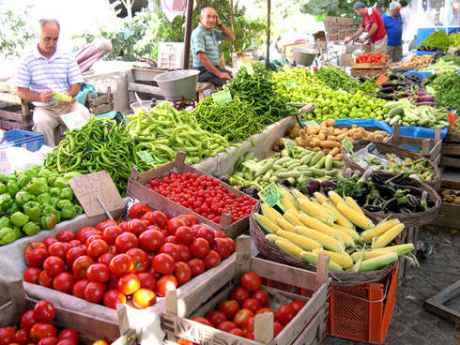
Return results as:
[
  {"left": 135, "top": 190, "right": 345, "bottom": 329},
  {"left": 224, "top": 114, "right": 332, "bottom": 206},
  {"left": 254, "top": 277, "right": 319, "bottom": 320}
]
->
[
  {"left": 0, "top": 194, "right": 13, "bottom": 212},
  {"left": 41, "top": 213, "right": 57, "bottom": 230},
  {"left": 0, "top": 216, "right": 10, "bottom": 228},
  {"left": 17, "top": 174, "right": 32, "bottom": 189},
  {"left": 53, "top": 177, "right": 68, "bottom": 189},
  {"left": 61, "top": 205, "right": 76, "bottom": 220},
  {"left": 22, "top": 221, "right": 40, "bottom": 236},
  {"left": 0, "top": 227, "right": 21, "bottom": 245},
  {"left": 49, "top": 187, "right": 61, "bottom": 197},
  {"left": 8, "top": 202, "right": 19, "bottom": 215},
  {"left": 10, "top": 211, "right": 29, "bottom": 227},
  {"left": 37, "top": 193, "right": 51, "bottom": 205},
  {"left": 7, "top": 180, "right": 19, "bottom": 197},
  {"left": 75, "top": 205, "right": 84, "bottom": 215},
  {"left": 0, "top": 182, "right": 6, "bottom": 194},
  {"left": 38, "top": 168, "right": 54, "bottom": 178},
  {"left": 60, "top": 187, "right": 74, "bottom": 200},
  {"left": 49, "top": 197, "right": 59, "bottom": 207},
  {"left": 56, "top": 199, "right": 73, "bottom": 210},
  {"left": 23, "top": 201, "right": 41, "bottom": 222},
  {"left": 26, "top": 178, "right": 48, "bottom": 196},
  {"left": 15, "top": 191, "right": 35, "bottom": 206}
]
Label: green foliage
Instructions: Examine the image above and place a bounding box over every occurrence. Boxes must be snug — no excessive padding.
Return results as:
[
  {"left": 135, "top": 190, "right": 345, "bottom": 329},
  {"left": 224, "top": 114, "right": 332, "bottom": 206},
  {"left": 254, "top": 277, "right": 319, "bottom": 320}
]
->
[
  {"left": 0, "top": 7, "right": 34, "bottom": 58},
  {"left": 301, "top": 0, "right": 398, "bottom": 18}
]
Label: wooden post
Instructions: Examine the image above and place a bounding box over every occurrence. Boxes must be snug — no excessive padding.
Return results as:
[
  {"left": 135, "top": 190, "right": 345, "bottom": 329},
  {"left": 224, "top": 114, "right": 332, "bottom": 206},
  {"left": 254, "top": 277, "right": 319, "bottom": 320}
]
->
[
  {"left": 183, "top": 0, "right": 194, "bottom": 70},
  {"left": 265, "top": 0, "right": 271, "bottom": 68}
]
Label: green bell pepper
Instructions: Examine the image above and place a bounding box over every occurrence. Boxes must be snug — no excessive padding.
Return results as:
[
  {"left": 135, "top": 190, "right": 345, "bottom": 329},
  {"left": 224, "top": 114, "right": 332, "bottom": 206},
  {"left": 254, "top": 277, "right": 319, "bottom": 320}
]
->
[
  {"left": 10, "top": 211, "right": 29, "bottom": 227},
  {"left": 49, "top": 197, "right": 59, "bottom": 207},
  {"left": 75, "top": 205, "right": 84, "bottom": 215},
  {"left": 0, "top": 182, "right": 6, "bottom": 194},
  {"left": 0, "top": 227, "right": 21, "bottom": 245},
  {"left": 37, "top": 193, "right": 51, "bottom": 205},
  {"left": 0, "top": 194, "right": 13, "bottom": 212},
  {"left": 7, "top": 180, "right": 19, "bottom": 197},
  {"left": 22, "top": 221, "right": 40, "bottom": 236},
  {"left": 26, "top": 178, "right": 48, "bottom": 196},
  {"left": 49, "top": 187, "right": 61, "bottom": 197},
  {"left": 41, "top": 213, "right": 58, "bottom": 230},
  {"left": 15, "top": 191, "right": 35, "bottom": 206},
  {"left": 53, "top": 177, "right": 68, "bottom": 189},
  {"left": 56, "top": 199, "right": 73, "bottom": 210},
  {"left": 0, "top": 216, "right": 10, "bottom": 228},
  {"left": 9, "top": 202, "right": 19, "bottom": 214},
  {"left": 61, "top": 205, "right": 77, "bottom": 220},
  {"left": 60, "top": 187, "right": 73, "bottom": 200},
  {"left": 23, "top": 201, "right": 41, "bottom": 222}
]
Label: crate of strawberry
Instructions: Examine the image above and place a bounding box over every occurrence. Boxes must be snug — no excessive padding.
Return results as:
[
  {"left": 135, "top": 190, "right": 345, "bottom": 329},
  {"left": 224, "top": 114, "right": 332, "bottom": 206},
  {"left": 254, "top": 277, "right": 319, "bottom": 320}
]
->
[
  {"left": 161, "top": 236, "right": 330, "bottom": 345},
  {"left": 128, "top": 152, "right": 257, "bottom": 238},
  {"left": 17, "top": 202, "right": 236, "bottom": 333}
]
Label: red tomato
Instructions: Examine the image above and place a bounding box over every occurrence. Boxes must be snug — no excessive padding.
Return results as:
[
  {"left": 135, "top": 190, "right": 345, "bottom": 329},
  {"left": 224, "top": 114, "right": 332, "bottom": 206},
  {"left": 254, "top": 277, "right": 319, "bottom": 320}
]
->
[
  {"left": 84, "top": 282, "right": 106, "bottom": 303},
  {"left": 177, "top": 244, "right": 191, "bottom": 262},
  {"left": 275, "top": 304, "right": 296, "bottom": 326},
  {"left": 96, "top": 219, "right": 118, "bottom": 231},
  {"left": 204, "top": 250, "right": 221, "bottom": 269},
  {"left": 20, "top": 310, "right": 36, "bottom": 331},
  {"left": 230, "top": 328, "right": 244, "bottom": 337},
  {"left": 33, "top": 300, "right": 56, "bottom": 323},
  {"left": 174, "top": 226, "right": 194, "bottom": 245},
  {"left": 98, "top": 252, "right": 114, "bottom": 266},
  {"left": 243, "top": 330, "right": 254, "bottom": 340},
  {"left": 38, "top": 336, "right": 59, "bottom": 345},
  {"left": 190, "top": 238, "right": 210, "bottom": 258},
  {"left": 0, "top": 326, "right": 16, "bottom": 345},
  {"left": 233, "top": 309, "right": 253, "bottom": 329},
  {"left": 15, "top": 329, "right": 29, "bottom": 345},
  {"left": 87, "top": 263, "right": 111, "bottom": 283},
  {"left": 150, "top": 210, "right": 168, "bottom": 229},
  {"left": 179, "top": 214, "right": 199, "bottom": 226},
  {"left": 117, "top": 274, "right": 140, "bottom": 295},
  {"left": 53, "top": 272, "right": 74, "bottom": 293},
  {"left": 160, "top": 243, "right": 180, "bottom": 261},
  {"left": 30, "top": 323, "right": 57, "bottom": 341},
  {"left": 152, "top": 253, "right": 175, "bottom": 275},
  {"left": 243, "top": 298, "right": 261, "bottom": 314},
  {"left": 43, "top": 237, "right": 58, "bottom": 248},
  {"left": 48, "top": 242, "right": 69, "bottom": 259},
  {"left": 156, "top": 275, "right": 178, "bottom": 297},
  {"left": 103, "top": 289, "right": 127, "bottom": 309},
  {"left": 126, "top": 248, "right": 149, "bottom": 273},
  {"left": 213, "top": 238, "right": 234, "bottom": 259},
  {"left": 109, "top": 254, "right": 134, "bottom": 276},
  {"left": 43, "top": 256, "right": 65, "bottom": 278},
  {"left": 72, "top": 255, "right": 94, "bottom": 279},
  {"left": 133, "top": 288, "right": 156, "bottom": 309},
  {"left": 102, "top": 226, "right": 123, "bottom": 245},
  {"left": 188, "top": 258, "right": 205, "bottom": 276},
  {"left": 240, "top": 272, "right": 262, "bottom": 292},
  {"left": 115, "top": 232, "right": 138, "bottom": 253},
  {"left": 214, "top": 230, "right": 227, "bottom": 238},
  {"left": 57, "top": 340, "right": 78, "bottom": 345},
  {"left": 256, "top": 307, "right": 273, "bottom": 315},
  {"left": 166, "top": 218, "right": 186, "bottom": 235},
  {"left": 218, "top": 300, "right": 240, "bottom": 319},
  {"left": 137, "top": 272, "right": 156, "bottom": 290},
  {"left": 58, "top": 329, "right": 79, "bottom": 343},
  {"left": 164, "top": 235, "right": 177, "bottom": 244},
  {"left": 206, "top": 310, "right": 227, "bottom": 326},
  {"left": 140, "top": 211, "right": 157, "bottom": 226},
  {"left": 23, "top": 267, "right": 41, "bottom": 284},
  {"left": 174, "top": 261, "right": 192, "bottom": 285},
  {"left": 218, "top": 321, "right": 237, "bottom": 332},
  {"left": 38, "top": 270, "right": 53, "bottom": 287},
  {"left": 68, "top": 240, "right": 81, "bottom": 248},
  {"left": 273, "top": 321, "right": 283, "bottom": 336},
  {"left": 192, "top": 225, "right": 214, "bottom": 244},
  {"left": 128, "top": 203, "right": 151, "bottom": 219},
  {"left": 25, "top": 245, "right": 49, "bottom": 268},
  {"left": 191, "top": 316, "right": 211, "bottom": 326},
  {"left": 230, "top": 287, "right": 250, "bottom": 305},
  {"left": 139, "top": 229, "right": 165, "bottom": 252},
  {"left": 56, "top": 231, "right": 74, "bottom": 242},
  {"left": 76, "top": 226, "right": 99, "bottom": 243},
  {"left": 126, "top": 219, "right": 147, "bottom": 236},
  {"left": 87, "top": 239, "right": 109, "bottom": 259},
  {"left": 252, "top": 290, "right": 269, "bottom": 307},
  {"left": 72, "top": 279, "right": 89, "bottom": 299},
  {"left": 65, "top": 246, "right": 86, "bottom": 266},
  {"left": 290, "top": 300, "right": 306, "bottom": 314},
  {"left": 246, "top": 316, "right": 255, "bottom": 332}
]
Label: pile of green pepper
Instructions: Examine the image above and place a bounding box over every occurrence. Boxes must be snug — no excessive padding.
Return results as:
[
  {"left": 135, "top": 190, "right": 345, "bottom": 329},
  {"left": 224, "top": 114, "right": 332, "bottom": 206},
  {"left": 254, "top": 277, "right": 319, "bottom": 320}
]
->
[{"left": 0, "top": 167, "right": 82, "bottom": 245}]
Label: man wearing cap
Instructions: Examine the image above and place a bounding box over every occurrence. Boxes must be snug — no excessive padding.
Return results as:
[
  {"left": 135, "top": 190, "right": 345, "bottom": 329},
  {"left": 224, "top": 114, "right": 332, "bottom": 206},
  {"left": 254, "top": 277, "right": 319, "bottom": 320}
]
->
[
  {"left": 384, "top": 2, "right": 403, "bottom": 62},
  {"left": 345, "top": 2, "right": 387, "bottom": 53}
]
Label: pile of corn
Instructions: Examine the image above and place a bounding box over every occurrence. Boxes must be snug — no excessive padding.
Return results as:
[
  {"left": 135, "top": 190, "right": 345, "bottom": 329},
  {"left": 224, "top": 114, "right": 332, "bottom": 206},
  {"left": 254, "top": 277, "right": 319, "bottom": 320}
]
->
[{"left": 254, "top": 188, "right": 414, "bottom": 272}]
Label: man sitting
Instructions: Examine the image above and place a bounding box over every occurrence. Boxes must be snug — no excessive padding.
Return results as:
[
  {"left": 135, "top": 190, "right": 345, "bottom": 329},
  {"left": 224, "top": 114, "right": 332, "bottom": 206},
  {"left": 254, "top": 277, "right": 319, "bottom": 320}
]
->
[
  {"left": 16, "top": 19, "right": 90, "bottom": 146},
  {"left": 191, "top": 7, "right": 235, "bottom": 88}
]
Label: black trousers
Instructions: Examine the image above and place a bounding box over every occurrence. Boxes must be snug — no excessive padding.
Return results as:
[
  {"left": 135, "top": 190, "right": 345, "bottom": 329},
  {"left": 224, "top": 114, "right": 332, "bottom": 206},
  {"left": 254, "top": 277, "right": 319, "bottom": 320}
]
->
[{"left": 197, "top": 66, "right": 231, "bottom": 87}]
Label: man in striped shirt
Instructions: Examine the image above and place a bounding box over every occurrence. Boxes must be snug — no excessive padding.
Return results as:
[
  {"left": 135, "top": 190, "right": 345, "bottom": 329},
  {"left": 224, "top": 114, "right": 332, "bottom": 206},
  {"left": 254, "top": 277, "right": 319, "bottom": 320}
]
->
[{"left": 16, "top": 19, "right": 90, "bottom": 146}]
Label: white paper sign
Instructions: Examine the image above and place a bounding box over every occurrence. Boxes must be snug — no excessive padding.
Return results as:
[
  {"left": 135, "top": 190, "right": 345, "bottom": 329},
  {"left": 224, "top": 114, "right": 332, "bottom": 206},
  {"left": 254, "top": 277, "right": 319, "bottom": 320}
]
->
[{"left": 61, "top": 111, "right": 89, "bottom": 130}]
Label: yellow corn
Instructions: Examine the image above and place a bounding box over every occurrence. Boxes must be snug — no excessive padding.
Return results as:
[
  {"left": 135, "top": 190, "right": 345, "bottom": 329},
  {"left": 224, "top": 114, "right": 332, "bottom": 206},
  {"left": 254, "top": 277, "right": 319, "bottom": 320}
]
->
[
  {"left": 301, "top": 251, "right": 344, "bottom": 272},
  {"left": 322, "top": 203, "right": 355, "bottom": 229},
  {"left": 280, "top": 188, "right": 297, "bottom": 211},
  {"left": 372, "top": 223, "right": 405, "bottom": 249},
  {"left": 351, "top": 243, "right": 415, "bottom": 262},
  {"left": 328, "top": 191, "right": 345, "bottom": 206},
  {"left": 344, "top": 196, "right": 365, "bottom": 215},
  {"left": 277, "top": 230, "right": 322, "bottom": 251},
  {"left": 336, "top": 201, "right": 374, "bottom": 230},
  {"left": 254, "top": 214, "right": 282, "bottom": 234},
  {"left": 294, "top": 225, "right": 345, "bottom": 252},
  {"left": 283, "top": 208, "right": 304, "bottom": 227},
  {"left": 266, "top": 234, "right": 304, "bottom": 260},
  {"left": 357, "top": 252, "right": 399, "bottom": 272},
  {"left": 360, "top": 219, "right": 401, "bottom": 241},
  {"left": 297, "top": 198, "right": 336, "bottom": 224},
  {"left": 313, "top": 248, "right": 354, "bottom": 269},
  {"left": 261, "top": 204, "right": 295, "bottom": 232},
  {"left": 331, "top": 223, "right": 360, "bottom": 241},
  {"left": 313, "top": 192, "right": 331, "bottom": 205}
]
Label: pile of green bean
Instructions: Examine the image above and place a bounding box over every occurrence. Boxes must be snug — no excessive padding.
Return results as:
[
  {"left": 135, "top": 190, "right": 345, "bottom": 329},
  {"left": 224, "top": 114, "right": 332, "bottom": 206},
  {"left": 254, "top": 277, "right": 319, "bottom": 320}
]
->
[{"left": 45, "top": 118, "right": 148, "bottom": 194}]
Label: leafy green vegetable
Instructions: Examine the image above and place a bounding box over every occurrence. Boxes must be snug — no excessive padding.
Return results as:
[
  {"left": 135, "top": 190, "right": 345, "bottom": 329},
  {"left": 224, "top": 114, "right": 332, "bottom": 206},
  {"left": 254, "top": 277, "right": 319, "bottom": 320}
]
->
[
  {"left": 430, "top": 72, "right": 460, "bottom": 112},
  {"left": 418, "top": 31, "right": 450, "bottom": 52}
]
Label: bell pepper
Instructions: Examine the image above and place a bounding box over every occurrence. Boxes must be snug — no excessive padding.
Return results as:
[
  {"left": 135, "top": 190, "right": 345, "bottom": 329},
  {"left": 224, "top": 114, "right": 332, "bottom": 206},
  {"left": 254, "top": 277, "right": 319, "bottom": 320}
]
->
[
  {"left": 0, "top": 174, "right": 9, "bottom": 184},
  {"left": 0, "top": 194, "right": 12, "bottom": 212},
  {"left": 17, "top": 175, "right": 32, "bottom": 189},
  {"left": 49, "top": 197, "right": 59, "bottom": 207},
  {"left": 37, "top": 193, "right": 51, "bottom": 205},
  {"left": 24, "top": 201, "right": 41, "bottom": 222},
  {"left": 0, "top": 227, "right": 21, "bottom": 245},
  {"left": 22, "top": 221, "right": 40, "bottom": 236},
  {"left": 10, "top": 211, "right": 29, "bottom": 227},
  {"left": 61, "top": 205, "right": 76, "bottom": 220},
  {"left": 7, "top": 180, "right": 19, "bottom": 197},
  {"left": 0, "top": 216, "right": 10, "bottom": 228},
  {"left": 53, "top": 177, "right": 68, "bottom": 189},
  {"left": 60, "top": 187, "right": 74, "bottom": 200},
  {"left": 15, "top": 191, "right": 35, "bottom": 206},
  {"left": 75, "top": 205, "right": 84, "bottom": 215},
  {"left": 41, "top": 213, "right": 58, "bottom": 230},
  {"left": 26, "top": 178, "right": 48, "bottom": 196},
  {"left": 56, "top": 199, "right": 73, "bottom": 210},
  {"left": 38, "top": 168, "right": 54, "bottom": 179},
  {"left": 0, "top": 182, "right": 6, "bottom": 194},
  {"left": 49, "top": 187, "right": 61, "bottom": 197},
  {"left": 43, "top": 206, "right": 61, "bottom": 223},
  {"left": 9, "top": 202, "right": 19, "bottom": 214}
]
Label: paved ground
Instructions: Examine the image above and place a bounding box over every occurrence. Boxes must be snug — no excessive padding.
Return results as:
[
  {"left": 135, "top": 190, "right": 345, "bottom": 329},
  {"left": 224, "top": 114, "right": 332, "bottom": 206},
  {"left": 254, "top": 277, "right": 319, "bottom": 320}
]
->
[{"left": 326, "top": 228, "right": 459, "bottom": 345}]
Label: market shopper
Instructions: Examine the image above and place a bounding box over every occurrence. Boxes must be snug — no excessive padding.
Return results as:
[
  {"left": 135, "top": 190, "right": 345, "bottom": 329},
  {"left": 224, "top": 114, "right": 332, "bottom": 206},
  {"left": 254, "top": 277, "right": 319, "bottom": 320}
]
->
[
  {"left": 191, "top": 7, "right": 235, "bottom": 87},
  {"left": 345, "top": 2, "right": 387, "bottom": 53},
  {"left": 16, "top": 19, "right": 90, "bottom": 147},
  {"left": 384, "top": 2, "right": 403, "bottom": 62}
]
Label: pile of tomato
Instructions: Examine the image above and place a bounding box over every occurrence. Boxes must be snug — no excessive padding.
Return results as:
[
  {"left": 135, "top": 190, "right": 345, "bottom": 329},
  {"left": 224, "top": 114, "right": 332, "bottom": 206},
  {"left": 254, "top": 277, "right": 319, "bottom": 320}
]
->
[
  {"left": 149, "top": 173, "right": 257, "bottom": 225},
  {"left": 23, "top": 203, "right": 235, "bottom": 310},
  {"left": 189, "top": 272, "right": 306, "bottom": 340},
  {"left": 355, "top": 52, "right": 387, "bottom": 64}
]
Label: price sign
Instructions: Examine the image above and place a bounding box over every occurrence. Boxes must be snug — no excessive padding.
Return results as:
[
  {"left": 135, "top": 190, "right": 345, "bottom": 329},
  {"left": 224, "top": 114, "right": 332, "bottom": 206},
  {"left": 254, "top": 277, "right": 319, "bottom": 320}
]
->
[
  {"left": 258, "top": 183, "right": 282, "bottom": 207},
  {"left": 212, "top": 88, "right": 232, "bottom": 105}
]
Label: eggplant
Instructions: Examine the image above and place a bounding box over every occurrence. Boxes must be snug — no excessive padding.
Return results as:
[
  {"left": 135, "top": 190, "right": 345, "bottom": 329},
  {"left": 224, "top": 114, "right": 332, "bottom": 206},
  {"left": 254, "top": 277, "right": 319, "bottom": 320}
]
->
[{"left": 306, "top": 180, "right": 321, "bottom": 195}]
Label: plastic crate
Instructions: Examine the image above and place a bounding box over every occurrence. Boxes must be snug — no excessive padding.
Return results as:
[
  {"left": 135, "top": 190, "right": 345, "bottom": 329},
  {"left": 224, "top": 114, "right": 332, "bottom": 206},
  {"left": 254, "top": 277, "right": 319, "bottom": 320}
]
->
[
  {"left": 328, "top": 264, "right": 399, "bottom": 344},
  {"left": 0, "top": 129, "right": 44, "bottom": 152}
]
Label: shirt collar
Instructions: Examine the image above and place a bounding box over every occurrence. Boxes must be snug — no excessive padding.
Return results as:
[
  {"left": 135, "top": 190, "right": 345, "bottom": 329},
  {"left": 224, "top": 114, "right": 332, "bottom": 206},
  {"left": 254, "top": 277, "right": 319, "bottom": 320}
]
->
[{"left": 33, "top": 44, "right": 62, "bottom": 61}]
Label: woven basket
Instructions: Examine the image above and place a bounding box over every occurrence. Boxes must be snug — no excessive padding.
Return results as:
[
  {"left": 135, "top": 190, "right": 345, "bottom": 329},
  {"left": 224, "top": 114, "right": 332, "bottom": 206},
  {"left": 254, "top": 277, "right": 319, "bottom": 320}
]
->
[
  {"left": 250, "top": 208, "right": 397, "bottom": 285},
  {"left": 343, "top": 140, "right": 441, "bottom": 191}
]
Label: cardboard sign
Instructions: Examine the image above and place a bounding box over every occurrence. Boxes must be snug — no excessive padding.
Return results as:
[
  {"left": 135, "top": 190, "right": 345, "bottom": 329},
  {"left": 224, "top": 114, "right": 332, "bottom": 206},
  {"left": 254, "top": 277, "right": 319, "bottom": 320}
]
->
[
  {"left": 70, "top": 171, "right": 124, "bottom": 218},
  {"left": 258, "top": 183, "right": 282, "bottom": 208},
  {"left": 61, "top": 111, "right": 89, "bottom": 130},
  {"left": 212, "top": 88, "right": 232, "bottom": 105}
]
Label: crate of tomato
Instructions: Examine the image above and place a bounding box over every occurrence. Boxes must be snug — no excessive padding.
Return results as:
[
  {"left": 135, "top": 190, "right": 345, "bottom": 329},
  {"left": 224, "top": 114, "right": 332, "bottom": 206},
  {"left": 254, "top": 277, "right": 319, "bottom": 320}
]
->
[
  {"left": 128, "top": 152, "right": 258, "bottom": 238},
  {"left": 161, "top": 236, "right": 330, "bottom": 345}
]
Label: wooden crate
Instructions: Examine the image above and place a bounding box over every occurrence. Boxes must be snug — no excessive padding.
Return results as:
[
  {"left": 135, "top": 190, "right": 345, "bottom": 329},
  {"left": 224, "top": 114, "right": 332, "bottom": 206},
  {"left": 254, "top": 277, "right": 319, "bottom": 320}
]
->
[
  {"left": 87, "top": 87, "right": 114, "bottom": 115},
  {"left": 161, "top": 236, "right": 329, "bottom": 345},
  {"left": 0, "top": 91, "right": 33, "bottom": 130}
]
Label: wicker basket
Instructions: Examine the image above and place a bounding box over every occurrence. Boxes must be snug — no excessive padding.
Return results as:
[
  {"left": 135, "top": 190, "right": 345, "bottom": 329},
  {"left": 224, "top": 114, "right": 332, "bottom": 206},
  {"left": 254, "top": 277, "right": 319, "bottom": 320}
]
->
[{"left": 342, "top": 140, "right": 441, "bottom": 191}]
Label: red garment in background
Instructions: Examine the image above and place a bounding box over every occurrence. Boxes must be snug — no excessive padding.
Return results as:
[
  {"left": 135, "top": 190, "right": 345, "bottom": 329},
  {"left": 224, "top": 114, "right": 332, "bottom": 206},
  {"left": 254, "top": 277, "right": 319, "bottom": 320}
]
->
[{"left": 362, "top": 8, "right": 386, "bottom": 43}]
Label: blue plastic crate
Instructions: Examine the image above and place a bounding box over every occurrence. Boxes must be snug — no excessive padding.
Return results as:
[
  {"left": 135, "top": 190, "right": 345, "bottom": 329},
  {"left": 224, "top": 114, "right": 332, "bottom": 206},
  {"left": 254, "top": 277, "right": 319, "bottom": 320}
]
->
[
  {"left": 0, "top": 130, "right": 44, "bottom": 152},
  {"left": 416, "top": 28, "right": 437, "bottom": 47},
  {"left": 415, "top": 50, "right": 439, "bottom": 56}
]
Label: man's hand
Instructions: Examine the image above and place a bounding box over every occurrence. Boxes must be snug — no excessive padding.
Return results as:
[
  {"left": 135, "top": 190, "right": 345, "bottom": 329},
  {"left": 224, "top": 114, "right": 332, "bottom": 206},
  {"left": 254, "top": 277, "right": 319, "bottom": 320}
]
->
[
  {"left": 217, "top": 71, "right": 231, "bottom": 80},
  {"left": 344, "top": 36, "right": 352, "bottom": 44},
  {"left": 38, "top": 90, "right": 53, "bottom": 103}
]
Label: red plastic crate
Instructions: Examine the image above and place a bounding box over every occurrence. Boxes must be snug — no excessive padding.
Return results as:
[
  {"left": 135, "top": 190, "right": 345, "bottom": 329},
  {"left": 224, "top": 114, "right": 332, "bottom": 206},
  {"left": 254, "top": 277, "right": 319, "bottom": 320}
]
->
[{"left": 328, "top": 264, "right": 399, "bottom": 344}]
